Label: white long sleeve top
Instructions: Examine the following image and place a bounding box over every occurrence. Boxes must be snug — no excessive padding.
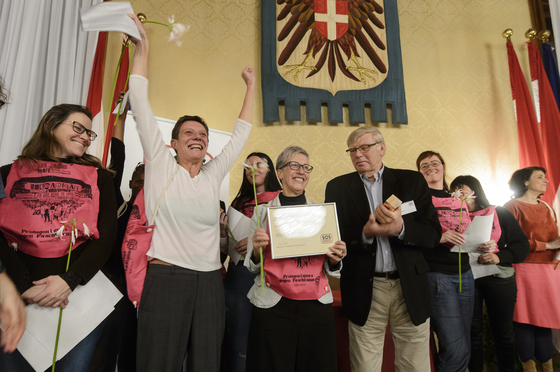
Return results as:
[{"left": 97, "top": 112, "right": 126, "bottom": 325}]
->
[{"left": 129, "top": 75, "right": 251, "bottom": 271}]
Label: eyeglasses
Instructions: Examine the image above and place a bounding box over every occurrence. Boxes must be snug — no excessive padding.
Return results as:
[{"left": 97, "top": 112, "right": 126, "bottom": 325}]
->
[
  {"left": 280, "top": 161, "right": 313, "bottom": 173},
  {"left": 419, "top": 160, "right": 442, "bottom": 170},
  {"left": 64, "top": 121, "right": 97, "bottom": 141},
  {"left": 346, "top": 142, "right": 382, "bottom": 155}
]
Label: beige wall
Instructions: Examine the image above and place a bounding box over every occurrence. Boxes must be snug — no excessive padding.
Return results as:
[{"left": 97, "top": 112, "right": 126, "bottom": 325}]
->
[{"left": 104, "top": 0, "right": 533, "bottom": 206}]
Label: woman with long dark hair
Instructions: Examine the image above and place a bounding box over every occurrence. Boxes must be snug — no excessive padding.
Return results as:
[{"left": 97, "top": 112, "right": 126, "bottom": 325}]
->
[
  {"left": 223, "top": 151, "right": 281, "bottom": 372},
  {"left": 0, "top": 103, "right": 117, "bottom": 371},
  {"left": 450, "top": 175, "right": 529, "bottom": 372}
]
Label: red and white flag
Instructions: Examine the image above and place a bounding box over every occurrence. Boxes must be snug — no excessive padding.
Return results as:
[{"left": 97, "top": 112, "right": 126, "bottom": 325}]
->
[
  {"left": 506, "top": 42, "right": 547, "bottom": 188},
  {"left": 101, "top": 41, "right": 130, "bottom": 166},
  {"left": 527, "top": 41, "right": 560, "bottom": 206},
  {"left": 86, "top": 31, "right": 107, "bottom": 159},
  {"left": 314, "top": 0, "right": 348, "bottom": 40}
]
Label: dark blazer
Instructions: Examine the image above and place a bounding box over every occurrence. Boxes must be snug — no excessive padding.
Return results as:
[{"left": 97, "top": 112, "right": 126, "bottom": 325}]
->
[{"left": 325, "top": 167, "right": 441, "bottom": 326}]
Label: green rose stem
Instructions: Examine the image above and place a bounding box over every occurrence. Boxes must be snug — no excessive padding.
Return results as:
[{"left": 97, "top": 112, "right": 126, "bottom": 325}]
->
[
  {"left": 457, "top": 201, "right": 464, "bottom": 293},
  {"left": 225, "top": 223, "right": 243, "bottom": 261},
  {"left": 52, "top": 219, "right": 76, "bottom": 372},
  {"left": 109, "top": 37, "right": 130, "bottom": 113},
  {"left": 140, "top": 20, "right": 175, "bottom": 32},
  {"left": 250, "top": 169, "right": 265, "bottom": 294},
  {"left": 111, "top": 37, "right": 131, "bottom": 127}
]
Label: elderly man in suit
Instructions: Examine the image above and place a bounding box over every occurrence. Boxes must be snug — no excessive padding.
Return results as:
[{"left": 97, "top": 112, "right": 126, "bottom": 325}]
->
[{"left": 325, "top": 127, "right": 441, "bottom": 372}]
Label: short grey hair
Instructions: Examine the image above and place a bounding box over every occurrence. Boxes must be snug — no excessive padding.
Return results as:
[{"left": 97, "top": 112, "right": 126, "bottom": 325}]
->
[
  {"left": 276, "top": 146, "right": 309, "bottom": 170},
  {"left": 347, "top": 127, "right": 384, "bottom": 147}
]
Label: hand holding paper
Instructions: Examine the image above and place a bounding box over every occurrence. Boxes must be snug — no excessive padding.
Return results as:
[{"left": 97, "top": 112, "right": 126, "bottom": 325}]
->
[
  {"left": 80, "top": 2, "right": 141, "bottom": 40},
  {"left": 450, "top": 214, "right": 494, "bottom": 253}
]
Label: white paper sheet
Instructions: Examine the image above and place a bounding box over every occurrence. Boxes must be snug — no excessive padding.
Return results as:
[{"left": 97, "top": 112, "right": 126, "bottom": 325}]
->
[
  {"left": 80, "top": 2, "right": 141, "bottom": 40},
  {"left": 226, "top": 207, "right": 251, "bottom": 265},
  {"left": 18, "top": 272, "right": 123, "bottom": 372},
  {"left": 450, "top": 214, "right": 494, "bottom": 253},
  {"left": 469, "top": 252, "right": 502, "bottom": 279}
]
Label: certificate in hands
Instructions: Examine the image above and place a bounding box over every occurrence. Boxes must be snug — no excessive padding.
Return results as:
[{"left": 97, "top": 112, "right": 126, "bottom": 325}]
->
[{"left": 267, "top": 203, "right": 341, "bottom": 259}]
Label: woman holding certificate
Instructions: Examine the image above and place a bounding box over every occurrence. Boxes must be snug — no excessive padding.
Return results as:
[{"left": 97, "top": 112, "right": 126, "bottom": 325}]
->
[
  {"left": 450, "top": 175, "right": 529, "bottom": 372},
  {"left": 504, "top": 167, "right": 560, "bottom": 371},
  {"left": 223, "top": 151, "right": 281, "bottom": 372},
  {"left": 244, "top": 146, "right": 346, "bottom": 372}
]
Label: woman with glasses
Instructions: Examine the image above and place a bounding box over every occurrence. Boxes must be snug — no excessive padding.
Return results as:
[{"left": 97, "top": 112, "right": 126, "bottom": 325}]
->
[
  {"left": 128, "top": 16, "right": 254, "bottom": 371},
  {"left": 416, "top": 150, "right": 474, "bottom": 372},
  {"left": 0, "top": 104, "right": 117, "bottom": 371},
  {"left": 504, "top": 167, "right": 560, "bottom": 371},
  {"left": 223, "top": 152, "right": 282, "bottom": 372},
  {"left": 244, "top": 146, "right": 346, "bottom": 371},
  {"left": 450, "top": 175, "right": 529, "bottom": 372}
]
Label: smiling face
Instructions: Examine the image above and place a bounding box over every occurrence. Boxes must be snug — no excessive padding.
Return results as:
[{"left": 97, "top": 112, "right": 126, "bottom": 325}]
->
[
  {"left": 277, "top": 153, "right": 310, "bottom": 197},
  {"left": 52, "top": 112, "right": 92, "bottom": 158},
  {"left": 526, "top": 170, "right": 548, "bottom": 195},
  {"left": 349, "top": 133, "right": 385, "bottom": 178},
  {"left": 245, "top": 156, "right": 269, "bottom": 187},
  {"left": 171, "top": 120, "right": 208, "bottom": 164},
  {"left": 419, "top": 155, "right": 445, "bottom": 189}
]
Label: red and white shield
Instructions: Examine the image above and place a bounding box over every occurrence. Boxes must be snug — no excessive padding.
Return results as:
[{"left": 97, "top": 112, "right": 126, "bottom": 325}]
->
[{"left": 314, "top": 0, "right": 348, "bottom": 41}]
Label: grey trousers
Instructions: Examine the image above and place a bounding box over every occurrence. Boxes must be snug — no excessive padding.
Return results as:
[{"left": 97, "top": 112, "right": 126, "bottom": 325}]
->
[{"left": 137, "top": 264, "right": 225, "bottom": 372}]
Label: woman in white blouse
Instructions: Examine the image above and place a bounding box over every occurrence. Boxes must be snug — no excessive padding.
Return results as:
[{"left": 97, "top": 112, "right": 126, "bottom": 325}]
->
[{"left": 128, "top": 15, "right": 255, "bottom": 371}]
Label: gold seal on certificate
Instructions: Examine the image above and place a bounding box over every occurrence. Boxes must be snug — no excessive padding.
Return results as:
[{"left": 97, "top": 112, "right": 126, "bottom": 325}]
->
[{"left": 267, "top": 203, "right": 341, "bottom": 259}]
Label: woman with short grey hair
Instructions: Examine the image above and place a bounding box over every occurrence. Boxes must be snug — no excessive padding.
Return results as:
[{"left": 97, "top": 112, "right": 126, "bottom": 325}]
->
[{"left": 244, "top": 145, "right": 346, "bottom": 371}]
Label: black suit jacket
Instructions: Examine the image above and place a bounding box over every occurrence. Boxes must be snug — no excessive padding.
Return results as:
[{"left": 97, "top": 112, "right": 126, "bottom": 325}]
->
[{"left": 325, "top": 167, "right": 441, "bottom": 326}]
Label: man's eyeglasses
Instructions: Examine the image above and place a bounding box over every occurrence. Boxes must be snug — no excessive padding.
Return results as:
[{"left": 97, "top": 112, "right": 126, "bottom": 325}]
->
[
  {"left": 419, "top": 160, "right": 442, "bottom": 170},
  {"left": 64, "top": 120, "right": 97, "bottom": 141},
  {"left": 280, "top": 161, "right": 313, "bottom": 173},
  {"left": 346, "top": 142, "right": 382, "bottom": 155}
]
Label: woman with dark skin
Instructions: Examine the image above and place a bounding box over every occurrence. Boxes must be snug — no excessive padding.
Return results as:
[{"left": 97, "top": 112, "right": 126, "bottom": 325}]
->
[{"left": 450, "top": 175, "right": 529, "bottom": 372}]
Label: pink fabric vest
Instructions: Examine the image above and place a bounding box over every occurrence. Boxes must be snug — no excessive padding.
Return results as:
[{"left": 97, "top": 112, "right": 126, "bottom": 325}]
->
[
  {"left": 0, "top": 161, "right": 100, "bottom": 258},
  {"left": 431, "top": 196, "right": 472, "bottom": 248},
  {"left": 263, "top": 206, "right": 330, "bottom": 300},
  {"left": 469, "top": 207, "right": 501, "bottom": 253},
  {"left": 235, "top": 191, "right": 281, "bottom": 218}
]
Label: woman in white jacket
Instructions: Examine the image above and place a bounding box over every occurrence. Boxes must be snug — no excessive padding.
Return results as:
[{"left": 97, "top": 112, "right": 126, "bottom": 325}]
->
[{"left": 244, "top": 146, "right": 346, "bottom": 371}]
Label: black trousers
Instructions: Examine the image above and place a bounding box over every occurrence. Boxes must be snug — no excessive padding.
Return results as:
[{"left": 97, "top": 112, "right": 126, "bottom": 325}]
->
[
  {"left": 246, "top": 297, "right": 337, "bottom": 372},
  {"left": 137, "top": 265, "right": 225, "bottom": 372},
  {"left": 469, "top": 274, "right": 517, "bottom": 372}
]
